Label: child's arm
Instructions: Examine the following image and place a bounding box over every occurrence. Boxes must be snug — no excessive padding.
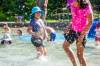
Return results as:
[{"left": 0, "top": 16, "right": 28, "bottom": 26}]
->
[
  {"left": 44, "top": 28, "right": 48, "bottom": 39},
  {"left": 39, "top": 20, "right": 48, "bottom": 39},
  {"left": 78, "top": 12, "right": 93, "bottom": 43},
  {"left": 43, "top": 0, "right": 48, "bottom": 8},
  {"left": 81, "top": 13, "right": 93, "bottom": 35},
  {"left": 27, "top": 26, "right": 36, "bottom": 36},
  {"left": 81, "top": 5, "right": 93, "bottom": 35},
  {"left": 39, "top": 26, "right": 48, "bottom": 40},
  {"left": 36, "top": 0, "right": 39, "bottom": 6}
]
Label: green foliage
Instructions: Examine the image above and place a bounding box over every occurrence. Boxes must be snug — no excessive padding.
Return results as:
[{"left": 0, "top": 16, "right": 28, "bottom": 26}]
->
[
  {"left": 0, "top": 0, "right": 32, "bottom": 21},
  {"left": 0, "top": 11, "right": 7, "bottom": 21},
  {"left": 0, "top": 0, "right": 100, "bottom": 21},
  {"left": 47, "top": 0, "right": 66, "bottom": 19},
  {"left": 0, "top": 0, "right": 66, "bottom": 21}
]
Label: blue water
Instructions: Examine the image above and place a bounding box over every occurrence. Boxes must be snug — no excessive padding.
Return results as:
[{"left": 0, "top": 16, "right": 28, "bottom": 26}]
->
[
  {"left": 16, "top": 33, "right": 65, "bottom": 42},
  {"left": 55, "top": 33, "right": 64, "bottom": 41},
  {"left": 16, "top": 33, "right": 96, "bottom": 43},
  {"left": 16, "top": 34, "right": 31, "bottom": 42}
]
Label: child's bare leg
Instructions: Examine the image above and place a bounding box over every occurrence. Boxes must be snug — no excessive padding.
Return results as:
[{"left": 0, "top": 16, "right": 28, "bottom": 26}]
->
[
  {"left": 36, "top": 47, "right": 44, "bottom": 58},
  {"left": 43, "top": 47, "right": 47, "bottom": 56},
  {"left": 63, "top": 40, "right": 77, "bottom": 66},
  {"left": 76, "top": 41, "right": 87, "bottom": 66}
]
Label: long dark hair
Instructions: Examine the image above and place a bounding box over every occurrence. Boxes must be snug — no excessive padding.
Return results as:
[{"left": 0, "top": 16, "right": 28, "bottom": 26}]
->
[{"left": 77, "top": 0, "right": 88, "bottom": 9}]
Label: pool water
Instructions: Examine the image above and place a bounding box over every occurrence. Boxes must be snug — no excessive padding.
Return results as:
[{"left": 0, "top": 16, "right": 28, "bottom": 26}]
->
[
  {"left": 0, "top": 32, "right": 100, "bottom": 66},
  {"left": 15, "top": 33, "right": 65, "bottom": 42}
]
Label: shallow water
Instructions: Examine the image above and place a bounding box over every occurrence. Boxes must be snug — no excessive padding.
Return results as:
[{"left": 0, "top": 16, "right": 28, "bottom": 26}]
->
[{"left": 0, "top": 31, "right": 100, "bottom": 66}]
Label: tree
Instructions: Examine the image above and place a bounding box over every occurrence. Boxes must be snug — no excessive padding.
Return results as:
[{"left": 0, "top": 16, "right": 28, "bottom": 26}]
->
[{"left": 0, "top": 0, "right": 100, "bottom": 21}]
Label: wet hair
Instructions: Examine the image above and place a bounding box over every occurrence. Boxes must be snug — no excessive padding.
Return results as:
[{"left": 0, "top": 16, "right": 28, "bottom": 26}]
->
[
  {"left": 17, "top": 29, "right": 22, "bottom": 36},
  {"left": 3, "top": 23, "right": 8, "bottom": 26},
  {"left": 3, "top": 23, "right": 9, "bottom": 30},
  {"left": 77, "top": 0, "right": 88, "bottom": 9}
]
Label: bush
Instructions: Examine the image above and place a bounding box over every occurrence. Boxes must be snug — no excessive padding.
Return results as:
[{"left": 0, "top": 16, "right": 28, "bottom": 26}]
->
[{"left": 0, "top": 11, "right": 7, "bottom": 21}]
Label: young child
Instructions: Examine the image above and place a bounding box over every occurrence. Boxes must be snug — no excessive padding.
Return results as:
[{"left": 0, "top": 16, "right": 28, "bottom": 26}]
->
[
  {"left": 45, "top": 26, "right": 56, "bottom": 42},
  {"left": 27, "top": 6, "right": 47, "bottom": 59},
  {"left": 95, "top": 22, "right": 100, "bottom": 48},
  {"left": 63, "top": 0, "right": 93, "bottom": 66},
  {"left": 0, "top": 23, "right": 12, "bottom": 44},
  {"left": 16, "top": 29, "right": 22, "bottom": 36}
]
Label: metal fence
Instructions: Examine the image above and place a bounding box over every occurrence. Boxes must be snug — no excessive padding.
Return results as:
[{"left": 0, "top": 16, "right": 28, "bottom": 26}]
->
[{"left": 48, "top": 0, "right": 100, "bottom": 22}]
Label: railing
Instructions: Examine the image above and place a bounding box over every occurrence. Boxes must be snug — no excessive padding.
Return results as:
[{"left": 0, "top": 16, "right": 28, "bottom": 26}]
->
[{"left": 49, "top": 7, "right": 71, "bottom": 22}]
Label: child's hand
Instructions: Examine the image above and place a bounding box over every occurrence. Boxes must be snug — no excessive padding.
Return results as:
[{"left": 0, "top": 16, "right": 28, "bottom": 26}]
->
[
  {"left": 43, "top": 4, "right": 47, "bottom": 8},
  {"left": 77, "top": 34, "right": 85, "bottom": 43},
  {"left": 64, "top": 28, "right": 70, "bottom": 34}
]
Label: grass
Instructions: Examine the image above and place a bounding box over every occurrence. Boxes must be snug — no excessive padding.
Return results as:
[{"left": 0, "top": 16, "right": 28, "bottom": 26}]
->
[
  {"left": 46, "top": 19, "right": 70, "bottom": 23},
  {"left": 46, "top": 19, "right": 59, "bottom": 23},
  {"left": 25, "top": 19, "right": 61, "bottom": 23}
]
